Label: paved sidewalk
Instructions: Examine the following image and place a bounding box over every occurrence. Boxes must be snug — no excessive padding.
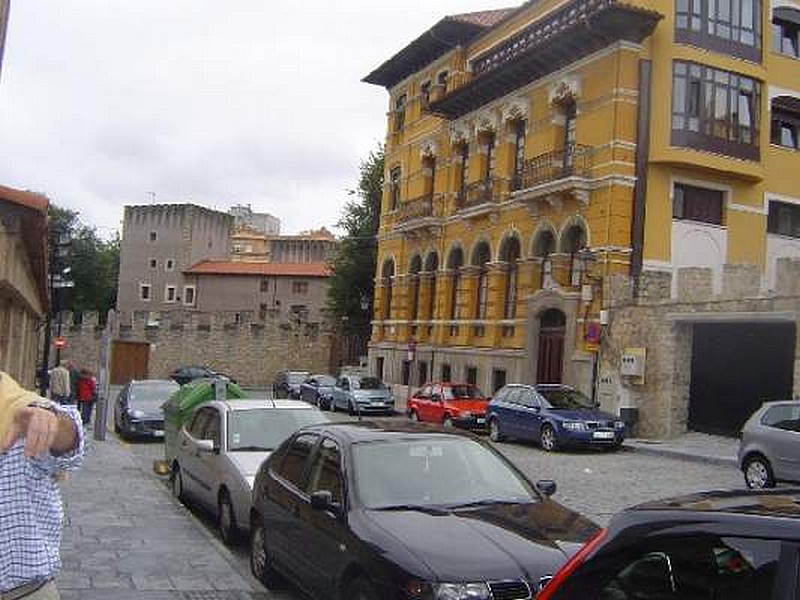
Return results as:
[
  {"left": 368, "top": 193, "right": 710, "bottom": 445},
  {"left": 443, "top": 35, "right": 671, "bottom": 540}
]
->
[
  {"left": 57, "top": 432, "right": 268, "bottom": 600},
  {"left": 625, "top": 431, "right": 739, "bottom": 467}
]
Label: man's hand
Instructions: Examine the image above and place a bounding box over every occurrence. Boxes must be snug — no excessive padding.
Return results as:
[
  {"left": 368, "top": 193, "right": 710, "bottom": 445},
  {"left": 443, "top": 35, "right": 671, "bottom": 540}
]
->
[{"left": 1, "top": 406, "right": 76, "bottom": 457}]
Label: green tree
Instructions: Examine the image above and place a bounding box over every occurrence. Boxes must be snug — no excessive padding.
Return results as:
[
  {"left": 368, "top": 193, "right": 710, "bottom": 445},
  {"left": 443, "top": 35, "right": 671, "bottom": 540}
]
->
[
  {"left": 327, "top": 146, "right": 384, "bottom": 335},
  {"left": 47, "top": 204, "right": 120, "bottom": 316}
]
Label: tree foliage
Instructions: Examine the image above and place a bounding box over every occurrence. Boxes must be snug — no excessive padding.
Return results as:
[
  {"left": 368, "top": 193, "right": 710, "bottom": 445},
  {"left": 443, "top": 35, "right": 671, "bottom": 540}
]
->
[
  {"left": 47, "top": 204, "right": 120, "bottom": 316},
  {"left": 327, "top": 146, "right": 384, "bottom": 334}
]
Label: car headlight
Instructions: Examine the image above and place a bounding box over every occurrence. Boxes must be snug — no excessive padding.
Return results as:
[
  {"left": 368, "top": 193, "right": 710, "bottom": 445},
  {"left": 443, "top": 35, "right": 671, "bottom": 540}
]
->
[
  {"left": 614, "top": 420, "right": 626, "bottom": 430},
  {"left": 434, "top": 582, "right": 491, "bottom": 600},
  {"left": 562, "top": 421, "right": 587, "bottom": 431},
  {"left": 129, "top": 409, "right": 146, "bottom": 419}
]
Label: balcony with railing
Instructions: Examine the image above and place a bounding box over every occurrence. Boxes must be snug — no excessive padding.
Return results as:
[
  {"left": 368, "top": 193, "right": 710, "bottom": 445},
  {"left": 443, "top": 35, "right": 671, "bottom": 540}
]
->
[
  {"left": 511, "top": 143, "right": 594, "bottom": 208},
  {"left": 394, "top": 193, "right": 443, "bottom": 232},
  {"left": 456, "top": 179, "right": 500, "bottom": 214}
]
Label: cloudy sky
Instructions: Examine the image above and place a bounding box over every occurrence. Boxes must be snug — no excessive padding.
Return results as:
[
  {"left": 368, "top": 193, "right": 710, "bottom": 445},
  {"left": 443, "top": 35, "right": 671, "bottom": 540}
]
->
[{"left": 0, "top": 0, "right": 509, "bottom": 236}]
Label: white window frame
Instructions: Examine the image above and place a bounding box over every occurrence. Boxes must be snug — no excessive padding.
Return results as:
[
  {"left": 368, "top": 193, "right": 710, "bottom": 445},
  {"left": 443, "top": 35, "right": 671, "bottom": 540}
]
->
[
  {"left": 183, "top": 285, "right": 196, "bottom": 306},
  {"left": 139, "top": 282, "right": 152, "bottom": 302},
  {"left": 164, "top": 285, "right": 177, "bottom": 303},
  {"left": 165, "top": 258, "right": 175, "bottom": 272}
]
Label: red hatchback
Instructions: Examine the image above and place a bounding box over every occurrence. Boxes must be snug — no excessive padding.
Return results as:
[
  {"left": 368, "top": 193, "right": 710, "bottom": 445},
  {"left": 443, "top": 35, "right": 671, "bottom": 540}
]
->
[{"left": 407, "top": 382, "right": 489, "bottom": 430}]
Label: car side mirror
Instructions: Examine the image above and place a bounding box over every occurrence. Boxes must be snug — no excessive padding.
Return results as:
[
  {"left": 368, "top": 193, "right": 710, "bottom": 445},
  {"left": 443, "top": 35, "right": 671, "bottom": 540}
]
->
[
  {"left": 536, "top": 479, "right": 557, "bottom": 497},
  {"left": 310, "top": 490, "right": 341, "bottom": 516},
  {"left": 196, "top": 439, "right": 217, "bottom": 454}
]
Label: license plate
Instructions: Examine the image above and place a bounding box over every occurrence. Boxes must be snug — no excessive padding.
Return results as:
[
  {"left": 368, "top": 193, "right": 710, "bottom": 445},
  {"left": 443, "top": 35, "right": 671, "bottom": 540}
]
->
[
  {"left": 153, "top": 430, "right": 165, "bottom": 437},
  {"left": 371, "top": 401, "right": 384, "bottom": 406},
  {"left": 476, "top": 418, "right": 486, "bottom": 425},
  {"left": 593, "top": 431, "right": 614, "bottom": 440}
]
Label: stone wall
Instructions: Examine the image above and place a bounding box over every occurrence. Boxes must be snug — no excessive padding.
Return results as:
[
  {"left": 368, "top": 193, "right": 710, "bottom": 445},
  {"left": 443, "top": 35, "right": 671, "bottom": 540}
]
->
[
  {"left": 600, "top": 258, "right": 800, "bottom": 439},
  {"left": 54, "top": 309, "right": 334, "bottom": 387}
]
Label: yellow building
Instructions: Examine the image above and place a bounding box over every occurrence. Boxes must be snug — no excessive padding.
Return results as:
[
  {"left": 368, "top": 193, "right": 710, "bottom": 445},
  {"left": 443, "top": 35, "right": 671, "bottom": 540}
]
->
[{"left": 364, "top": 0, "right": 800, "bottom": 437}]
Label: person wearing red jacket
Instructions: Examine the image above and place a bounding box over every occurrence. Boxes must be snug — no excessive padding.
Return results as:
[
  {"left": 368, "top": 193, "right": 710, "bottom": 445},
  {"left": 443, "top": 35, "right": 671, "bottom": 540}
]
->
[{"left": 75, "top": 368, "right": 97, "bottom": 426}]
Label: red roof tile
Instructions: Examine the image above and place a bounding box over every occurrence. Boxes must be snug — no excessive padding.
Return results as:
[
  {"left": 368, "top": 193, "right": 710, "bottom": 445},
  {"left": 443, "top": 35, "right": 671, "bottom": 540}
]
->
[
  {"left": 184, "top": 260, "right": 331, "bottom": 278},
  {"left": 0, "top": 184, "right": 49, "bottom": 213},
  {"left": 449, "top": 8, "right": 517, "bottom": 27}
]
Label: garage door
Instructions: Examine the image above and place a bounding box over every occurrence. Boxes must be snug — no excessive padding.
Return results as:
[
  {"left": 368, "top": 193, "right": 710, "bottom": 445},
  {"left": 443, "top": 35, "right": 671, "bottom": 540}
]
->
[{"left": 688, "top": 322, "right": 795, "bottom": 436}]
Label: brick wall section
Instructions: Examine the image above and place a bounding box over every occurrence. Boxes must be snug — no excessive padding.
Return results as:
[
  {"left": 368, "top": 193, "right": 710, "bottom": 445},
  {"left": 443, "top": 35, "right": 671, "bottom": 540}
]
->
[{"left": 55, "top": 309, "right": 333, "bottom": 387}]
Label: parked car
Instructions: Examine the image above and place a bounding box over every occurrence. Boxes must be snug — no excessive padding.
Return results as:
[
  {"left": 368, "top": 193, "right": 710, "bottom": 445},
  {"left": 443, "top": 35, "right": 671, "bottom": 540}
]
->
[
  {"left": 114, "top": 379, "right": 179, "bottom": 439},
  {"left": 250, "top": 421, "right": 599, "bottom": 599},
  {"left": 330, "top": 374, "right": 394, "bottom": 415},
  {"left": 407, "top": 382, "right": 489, "bottom": 430},
  {"left": 170, "top": 398, "right": 329, "bottom": 545},
  {"left": 537, "top": 487, "right": 800, "bottom": 600},
  {"left": 170, "top": 365, "right": 235, "bottom": 386},
  {"left": 738, "top": 400, "right": 800, "bottom": 489},
  {"left": 273, "top": 370, "right": 310, "bottom": 399},
  {"left": 299, "top": 374, "right": 337, "bottom": 409},
  {"left": 487, "top": 384, "right": 625, "bottom": 451}
]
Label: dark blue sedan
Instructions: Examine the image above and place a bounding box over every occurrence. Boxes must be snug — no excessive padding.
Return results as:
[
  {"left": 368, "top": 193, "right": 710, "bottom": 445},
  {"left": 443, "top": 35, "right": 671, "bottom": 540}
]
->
[{"left": 487, "top": 384, "right": 625, "bottom": 451}]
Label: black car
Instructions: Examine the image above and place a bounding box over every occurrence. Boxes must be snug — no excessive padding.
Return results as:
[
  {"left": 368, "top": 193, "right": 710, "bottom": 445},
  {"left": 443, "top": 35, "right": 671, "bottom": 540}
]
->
[
  {"left": 170, "top": 365, "right": 235, "bottom": 386},
  {"left": 249, "top": 420, "right": 599, "bottom": 600},
  {"left": 273, "top": 370, "right": 310, "bottom": 399},
  {"left": 114, "top": 379, "right": 179, "bottom": 439},
  {"left": 299, "top": 374, "right": 337, "bottom": 409},
  {"left": 539, "top": 488, "right": 800, "bottom": 600}
]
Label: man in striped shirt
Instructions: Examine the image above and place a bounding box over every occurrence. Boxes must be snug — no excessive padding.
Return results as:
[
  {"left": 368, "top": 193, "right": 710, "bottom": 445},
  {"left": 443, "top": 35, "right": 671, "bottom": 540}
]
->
[{"left": 0, "top": 372, "right": 84, "bottom": 600}]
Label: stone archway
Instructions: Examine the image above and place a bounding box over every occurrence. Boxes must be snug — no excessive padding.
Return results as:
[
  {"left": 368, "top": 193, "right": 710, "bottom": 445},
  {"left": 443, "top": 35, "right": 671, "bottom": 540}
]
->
[{"left": 524, "top": 289, "right": 581, "bottom": 385}]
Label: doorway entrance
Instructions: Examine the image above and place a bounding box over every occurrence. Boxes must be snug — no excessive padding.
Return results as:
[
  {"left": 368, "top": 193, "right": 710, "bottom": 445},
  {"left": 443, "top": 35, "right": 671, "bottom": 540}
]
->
[
  {"left": 110, "top": 341, "right": 149, "bottom": 385},
  {"left": 537, "top": 309, "right": 566, "bottom": 383}
]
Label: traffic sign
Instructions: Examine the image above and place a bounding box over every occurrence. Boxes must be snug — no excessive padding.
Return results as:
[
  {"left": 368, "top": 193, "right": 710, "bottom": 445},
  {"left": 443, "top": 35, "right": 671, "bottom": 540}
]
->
[{"left": 54, "top": 337, "right": 67, "bottom": 349}]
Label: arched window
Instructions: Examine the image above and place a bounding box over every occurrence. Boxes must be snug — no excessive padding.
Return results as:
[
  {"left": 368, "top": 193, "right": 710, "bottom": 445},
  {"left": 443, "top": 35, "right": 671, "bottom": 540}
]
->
[
  {"left": 533, "top": 229, "right": 557, "bottom": 257},
  {"left": 500, "top": 236, "right": 521, "bottom": 319},
  {"left": 409, "top": 255, "right": 422, "bottom": 321},
  {"left": 561, "top": 224, "right": 587, "bottom": 286},
  {"left": 447, "top": 248, "right": 464, "bottom": 321},
  {"left": 472, "top": 242, "right": 492, "bottom": 320},
  {"left": 381, "top": 259, "right": 395, "bottom": 321},
  {"left": 425, "top": 252, "right": 439, "bottom": 321}
]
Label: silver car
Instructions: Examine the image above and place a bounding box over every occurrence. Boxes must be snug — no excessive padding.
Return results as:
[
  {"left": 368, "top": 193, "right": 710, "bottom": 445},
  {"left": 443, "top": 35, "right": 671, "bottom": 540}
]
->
[
  {"left": 170, "top": 398, "right": 329, "bottom": 545},
  {"left": 330, "top": 374, "right": 395, "bottom": 415},
  {"left": 738, "top": 400, "right": 800, "bottom": 489}
]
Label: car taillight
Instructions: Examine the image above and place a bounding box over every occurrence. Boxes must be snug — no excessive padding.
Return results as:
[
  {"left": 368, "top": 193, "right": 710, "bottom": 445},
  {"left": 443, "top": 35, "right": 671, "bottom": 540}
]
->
[{"left": 537, "top": 528, "right": 607, "bottom": 600}]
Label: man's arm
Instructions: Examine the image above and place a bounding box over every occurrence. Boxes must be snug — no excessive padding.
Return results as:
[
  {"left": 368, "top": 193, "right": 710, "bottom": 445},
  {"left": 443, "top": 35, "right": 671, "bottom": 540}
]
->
[{"left": 2, "top": 402, "right": 80, "bottom": 457}]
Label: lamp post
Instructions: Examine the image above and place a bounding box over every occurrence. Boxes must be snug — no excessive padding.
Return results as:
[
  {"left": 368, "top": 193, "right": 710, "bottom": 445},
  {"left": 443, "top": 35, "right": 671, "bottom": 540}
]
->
[{"left": 577, "top": 247, "right": 602, "bottom": 404}]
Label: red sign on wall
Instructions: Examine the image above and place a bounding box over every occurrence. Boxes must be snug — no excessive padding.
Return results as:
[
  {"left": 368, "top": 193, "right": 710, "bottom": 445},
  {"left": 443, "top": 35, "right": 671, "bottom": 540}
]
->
[{"left": 54, "top": 337, "right": 67, "bottom": 349}]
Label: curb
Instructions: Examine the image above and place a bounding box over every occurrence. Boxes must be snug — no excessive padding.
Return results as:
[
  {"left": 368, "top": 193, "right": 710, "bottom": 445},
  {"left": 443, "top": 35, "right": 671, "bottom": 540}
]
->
[{"left": 625, "top": 442, "right": 738, "bottom": 467}]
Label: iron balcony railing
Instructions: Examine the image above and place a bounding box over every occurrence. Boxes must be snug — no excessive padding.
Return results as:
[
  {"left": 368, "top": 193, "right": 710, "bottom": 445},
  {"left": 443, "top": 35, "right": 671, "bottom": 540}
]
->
[
  {"left": 512, "top": 143, "right": 593, "bottom": 192},
  {"left": 395, "top": 193, "right": 435, "bottom": 224},
  {"left": 456, "top": 178, "right": 498, "bottom": 210}
]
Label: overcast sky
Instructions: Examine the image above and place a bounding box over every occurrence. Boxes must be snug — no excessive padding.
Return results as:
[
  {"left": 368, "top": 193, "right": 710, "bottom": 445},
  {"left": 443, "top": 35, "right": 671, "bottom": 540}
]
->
[{"left": 0, "top": 1, "right": 509, "bottom": 237}]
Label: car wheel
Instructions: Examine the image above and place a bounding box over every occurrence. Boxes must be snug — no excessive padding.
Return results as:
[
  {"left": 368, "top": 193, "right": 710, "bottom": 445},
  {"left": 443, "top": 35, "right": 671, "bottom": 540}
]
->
[
  {"left": 744, "top": 455, "right": 775, "bottom": 489},
  {"left": 489, "top": 418, "right": 504, "bottom": 442},
  {"left": 171, "top": 465, "right": 185, "bottom": 502},
  {"left": 540, "top": 425, "right": 558, "bottom": 452},
  {"left": 250, "top": 518, "right": 282, "bottom": 589},
  {"left": 443, "top": 415, "right": 454, "bottom": 429},
  {"left": 218, "top": 490, "right": 239, "bottom": 546},
  {"left": 345, "top": 576, "right": 378, "bottom": 600},
  {"left": 409, "top": 410, "right": 419, "bottom": 422}
]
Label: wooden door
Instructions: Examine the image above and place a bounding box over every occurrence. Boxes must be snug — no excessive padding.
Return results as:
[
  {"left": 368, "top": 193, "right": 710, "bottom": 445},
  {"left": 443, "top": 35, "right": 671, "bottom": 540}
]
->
[
  {"left": 537, "top": 328, "right": 564, "bottom": 384},
  {"left": 110, "top": 341, "right": 150, "bottom": 384}
]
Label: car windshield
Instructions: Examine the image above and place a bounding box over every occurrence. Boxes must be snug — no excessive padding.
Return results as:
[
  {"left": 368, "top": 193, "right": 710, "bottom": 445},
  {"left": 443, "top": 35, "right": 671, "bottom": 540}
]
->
[
  {"left": 443, "top": 385, "right": 483, "bottom": 400},
  {"left": 227, "top": 408, "right": 327, "bottom": 451},
  {"left": 314, "top": 375, "right": 336, "bottom": 386},
  {"left": 540, "top": 388, "right": 595, "bottom": 410},
  {"left": 352, "top": 437, "right": 536, "bottom": 509},
  {"left": 130, "top": 383, "right": 179, "bottom": 408},
  {"left": 288, "top": 373, "right": 309, "bottom": 384},
  {"left": 353, "top": 377, "right": 385, "bottom": 390}
]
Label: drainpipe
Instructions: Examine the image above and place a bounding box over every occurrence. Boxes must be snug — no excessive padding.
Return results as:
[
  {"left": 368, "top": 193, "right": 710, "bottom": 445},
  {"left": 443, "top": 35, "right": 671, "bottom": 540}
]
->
[{"left": 630, "top": 59, "right": 653, "bottom": 297}]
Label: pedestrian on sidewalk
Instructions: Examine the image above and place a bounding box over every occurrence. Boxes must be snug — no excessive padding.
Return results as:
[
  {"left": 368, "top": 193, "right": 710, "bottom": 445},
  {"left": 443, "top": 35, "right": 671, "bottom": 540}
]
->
[
  {"left": 67, "top": 362, "right": 80, "bottom": 406},
  {"left": 0, "top": 371, "right": 84, "bottom": 600},
  {"left": 48, "top": 361, "right": 71, "bottom": 406},
  {"left": 76, "top": 368, "right": 97, "bottom": 426}
]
